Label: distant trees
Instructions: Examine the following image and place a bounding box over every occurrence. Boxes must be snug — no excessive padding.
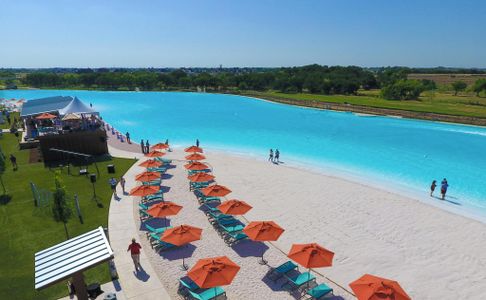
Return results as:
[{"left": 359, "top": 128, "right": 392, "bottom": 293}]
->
[
  {"left": 20, "top": 65, "right": 379, "bottom": 96},
  {"left": 381, "top": 80, "right": 425, "bottom": 100},
  {"left": 451, "top": 81, "right": 467, "bottom": 96},
  {"left": 472, "top": 79, "right": 486, "bottom": 97}
]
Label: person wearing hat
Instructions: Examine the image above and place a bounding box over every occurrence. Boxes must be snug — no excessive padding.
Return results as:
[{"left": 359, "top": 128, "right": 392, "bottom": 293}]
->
[{"left": 127, "top": 238, "right": 142, "bottom": 271}]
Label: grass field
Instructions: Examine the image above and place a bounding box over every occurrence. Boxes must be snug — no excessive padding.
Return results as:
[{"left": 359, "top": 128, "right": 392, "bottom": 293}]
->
[
  {"left": 244, "top": 90, "right": 486, "bottom": 118},
  {"left": 0, "top": 133, "right": 135, "bottom": 300}
]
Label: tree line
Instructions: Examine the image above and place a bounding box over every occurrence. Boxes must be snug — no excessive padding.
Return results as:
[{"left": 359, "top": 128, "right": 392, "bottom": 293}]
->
[{"left": 17, "top": 65, "right": 486, "bottom": 100}]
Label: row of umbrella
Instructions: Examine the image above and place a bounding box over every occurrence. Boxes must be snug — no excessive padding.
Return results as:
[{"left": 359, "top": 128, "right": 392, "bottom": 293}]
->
[{"left": 132, "top": 143, "right": 411, "bottom": 300}]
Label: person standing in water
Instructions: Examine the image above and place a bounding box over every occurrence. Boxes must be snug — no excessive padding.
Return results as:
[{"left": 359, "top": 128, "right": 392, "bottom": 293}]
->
[
  {"left": 430, "top": 180, "right": 437, "bottom": 197},
  {"left": 274, "top": 149, "right": 280, "bottom": 163},
  {"left": 268, "top": 149, "right": 274, "bottom": 162},
  {"left": 140, "top": 139, "right": 145, "bottom": 153},
  {"left": 440, "top": 179, "right": 449, "bottom": 200},
  {"left": 196, "top": 139, "right": 200, "bottom": 147}
]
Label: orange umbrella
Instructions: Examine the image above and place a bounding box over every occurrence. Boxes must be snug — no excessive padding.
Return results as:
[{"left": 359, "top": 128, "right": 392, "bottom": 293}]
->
[
  {"left": 188, "top": 256, "right": 240, "bottom": 289},
  {"left": 349, "top": 274, "right": 411, "bottom": 300},
  {"left": 185, "top": 145, "right": 203, "bottom": 153},
  {"left": 185, "top": 153, "right": 206, "bottom": 161},
  {"left": 35, "top": 112, "right": 57, "bottom": 120},
  {"left": 184, "top": 161, "right": 209, "bottom": 171},
  {"left": 135, "top": 171, "right": 161, "bottom": 182},
  {"left": 188, "top": 172, "right": 215, "bottom": 183},
  {"left": 139, "top": 159, "right": 162, "bottom": 168},
  {"left": 129, "top": 185, "right": 160, "bottom": 196},
  {"left": 217, "top": 199, "right": 252, "bottom": 215},
  {"left": 162, "top": 224, "right": 203, "bottom": 269},
  {"left": 287, "top": 243, "right": 334, "bottom": 269},
  {"left": 145, "top": 150, "right": 166, "bottom": 158},
  {"left": 201, "top": 184, "right": 231, "bottom": 197},
  {"left": 151, "top": 143, "right": 169, "bottom": 150},
  {"left": 147, "top": 202, "right": 182, "bottom": 227},
  {"left": 243, "top": 221, "right": 285, "bottom": 264}
]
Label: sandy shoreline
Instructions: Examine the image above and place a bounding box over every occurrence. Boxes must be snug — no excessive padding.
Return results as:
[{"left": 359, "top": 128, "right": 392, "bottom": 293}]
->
[{"left": 115, "top": 141, "right": 486, "bottom": 300}]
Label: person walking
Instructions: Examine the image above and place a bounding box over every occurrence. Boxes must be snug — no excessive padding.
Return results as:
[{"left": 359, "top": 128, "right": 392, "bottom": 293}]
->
[
  {"left": 9, "top": 154, "right": 17, "bottom": 170},
  {"left": 109, "top": 177, "right": 118, "bottom": 198},
  {"left": 440, "top": 179, "right": 449, "bottom": 200},
  {"left": 120, "top": 176, "right": 126, "bottom": 195},
  {"left": 430, "top": 180, "right": 437, "bottom": 197},
  {"left": 268, "top": 149, "right": 274, "bottom": 162},
  {"left": 196, "top": 139, "right": 200, "bottom": 147},
  {"left": 145, "top": 140, "right": 150, "bottom": 153},
  {"left": 127, "top": 238, "right": 142, "bottom": 272},
  {"left": 126, "top": 132, "right": 131, "bottom": 144},
  {"left": 140, "top": 139, "right": 145, "bottom": 153},
  {"left": 274, "top": 149, "right": 280, "bottom": 163}
]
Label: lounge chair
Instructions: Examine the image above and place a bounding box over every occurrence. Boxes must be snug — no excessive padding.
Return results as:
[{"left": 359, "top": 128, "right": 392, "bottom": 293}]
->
[
  {"left": 145, "top": 224, "right": 171, "bottom": 237},
  {"left": 142, "top": 180, "right": 161, "bottom": 186},
  {"left": 224, "top": 232, "right": 248, "bottom": 246},
  {"left": 305, "top": 283, "right": 333, "bottom": 299},
  {"left": 178, "top": 277, "right": 201, "bottom": 297},
  {"left": 282, "top": 272, "right": 316, "bottom": 294},
  {"left": 152, "top": 237, "right": 176, "bottom": 252},
  {"left": 139, "top": 208, "right": 152, "bottom": 221},
  {"left": 218, "top": 223, "right": 244, "bottom": 234},
  {"left": 268, "top": 261, "right": 298, "bottom": 281},
  {"left": 188, "top": 287, "right": 225, "bottom": 300}
]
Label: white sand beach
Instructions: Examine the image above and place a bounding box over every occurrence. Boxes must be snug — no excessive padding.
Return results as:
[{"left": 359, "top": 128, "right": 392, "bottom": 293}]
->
[{"left": 120, "top": 145, "right": 486, "bottom": 300}]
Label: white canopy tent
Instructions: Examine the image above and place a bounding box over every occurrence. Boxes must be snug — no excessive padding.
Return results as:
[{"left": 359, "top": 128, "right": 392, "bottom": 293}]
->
[
  {"left": 34, "top": 226, "right": 113, "bottom": 300},
  {"left": 58, "top": 97, "right": 97, "bottom": 115}
]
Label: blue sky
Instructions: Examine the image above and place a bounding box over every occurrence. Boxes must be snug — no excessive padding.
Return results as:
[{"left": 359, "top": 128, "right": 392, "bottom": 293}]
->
[{"left": 1, "top": 0, "right": 485, "bottom": 68}]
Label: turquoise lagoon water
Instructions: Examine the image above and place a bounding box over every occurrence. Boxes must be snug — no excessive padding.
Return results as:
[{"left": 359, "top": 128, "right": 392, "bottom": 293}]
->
[{"left": 3, "top": 90, "right": 486, "bottom": 219}]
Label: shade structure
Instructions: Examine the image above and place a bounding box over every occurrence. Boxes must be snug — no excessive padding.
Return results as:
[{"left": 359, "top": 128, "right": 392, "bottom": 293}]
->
[
  {"left": 187, "top": 256, "right": 240, "bottom": 289},
  {"left": 151, "top": 143, "right": 169, "bottom": 150},
  {"left": 349, "top": 274, "right": 411, "bottom": 300},
  {"left": 145, "top": 150, "right": 166, "bottom": 158},
  {"left": 161, "top": 224, "right": 202, "bottom": 246},
  {"left": 217, "top": 199, "right": 252, "bottom": 215},
  {"left": 139, "top": 159, "right": 162, "bottom": 168},
  {"left": 201, "top": 184, "right": 232, "bottom": 197},
  {"left": 129, "top": 185, "right": 160, "bottom": 196},
  {"left": 135, "top": 171, "right": 161, "bottom": 182},
  {"left": 184, "top": 161, "right": 209, "bottom": 171},
  {"left": 184, "top": 145, "right": 203, "bottom": 153},
  {"left": 188, "top": 172, "right": 215, "bottom": 183},
  {"left": 287, "top": 243, "right": 334, "bottom": 269},
  {"left": 147, "top": 202, "right": 182, "bottom": 218},
  {"left": 185, "top": 153, "right": 206, "bottom": 161},
  {"left": 35, "top": 112, "right": 57, "bottom": 119},
  {"left": 243, "top": 221, "right": 285, "bottom": 241},
  {"left": 61, "top": 113, "right": 81, "bottom": 121}
]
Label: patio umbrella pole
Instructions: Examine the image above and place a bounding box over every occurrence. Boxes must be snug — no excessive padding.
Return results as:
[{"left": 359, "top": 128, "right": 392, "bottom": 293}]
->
[
  {"left": 181, "top": 245, "right": 188, "bottom": 270},
  {"left": 259, "top": 253, "right": 267, "bottom": 265}
]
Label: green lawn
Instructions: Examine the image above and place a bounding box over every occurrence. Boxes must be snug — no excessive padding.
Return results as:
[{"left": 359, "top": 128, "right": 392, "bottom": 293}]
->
[
  {"left": 244, "top": 90, "right": 486, "bottom": 118},
  {"left": 0, "top": 133, "right": 135, "bottom": 300}
]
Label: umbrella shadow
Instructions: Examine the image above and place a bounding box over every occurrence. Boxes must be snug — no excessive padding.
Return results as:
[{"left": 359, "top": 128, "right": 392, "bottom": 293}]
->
[
  {"left": 159, "top": 244, "right": 197, "bottom": 261},
  {"left": 231, "top": 240, "right": 269, "bottom": 258},
  {"left": 140, "top": 217, "right": 172, "bottom": 231},
  {"left": 159, "top": 186, "right": 171, "bottom": 193},
  {"left": 165, "top": 164, "right": 176, "bottom": 170},
  {"left": 160, "top": 173, "right": 173, "bottom": 180}
]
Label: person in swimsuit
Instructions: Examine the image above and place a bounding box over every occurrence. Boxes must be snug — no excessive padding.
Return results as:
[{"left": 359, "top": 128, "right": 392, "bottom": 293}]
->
[
  {"left": 268, "top": 149, "right": 273, "bottom": 162},
  {"left": 430, "top": 180, "right": 437, "bottom": 197}
]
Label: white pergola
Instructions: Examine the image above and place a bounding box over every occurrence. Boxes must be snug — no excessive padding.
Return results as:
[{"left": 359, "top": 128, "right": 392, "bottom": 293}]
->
[{"left": 35, "top": 226, "right": 114, "bottom": 300}]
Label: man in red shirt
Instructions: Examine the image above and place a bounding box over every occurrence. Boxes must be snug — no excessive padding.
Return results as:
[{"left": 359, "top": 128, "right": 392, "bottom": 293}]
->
[{"left": 127, "top": 238, "right": 142, "bottom": 271}]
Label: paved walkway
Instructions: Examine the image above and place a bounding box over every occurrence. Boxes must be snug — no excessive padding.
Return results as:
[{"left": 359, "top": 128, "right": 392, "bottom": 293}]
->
[{"left": 106, "top": 133, "right": 171, "bottom": 299}]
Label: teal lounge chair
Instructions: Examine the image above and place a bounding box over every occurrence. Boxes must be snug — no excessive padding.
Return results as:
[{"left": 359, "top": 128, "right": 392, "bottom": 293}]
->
[
  {"left": 153, "top": 239, "right": 176, "bottom": 252},
  {"left": 188, "top": 287, "right": 225, "bottom": 300},
  {"left": 306, "top": 283, "right": 333, "bottom": 299},
  {"left": 178, "top": 277, "right": 201, "bottom": 297},
  {"left": 282, "top": 272, "right": 316, "bottom": 293},
  {"left": 224, "top": 232, "right": 248, "bottom": 246},
  {"left": 139, "top": 209, "right": 152, "bottom": 221},
  {"left": 219, "top": 223, "right": 244, "bottom": 234},
  {"left": 268, "top": 261, "right": 298, "bottom": 281},
  {"left": 145, "top": 224, "right": 171, "bottom": 237}
]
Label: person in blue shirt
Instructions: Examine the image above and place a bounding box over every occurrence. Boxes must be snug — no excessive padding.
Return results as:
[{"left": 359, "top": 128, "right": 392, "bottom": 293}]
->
[{"left": 440, "top": 178, "right": 448, "bottom": 200}]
